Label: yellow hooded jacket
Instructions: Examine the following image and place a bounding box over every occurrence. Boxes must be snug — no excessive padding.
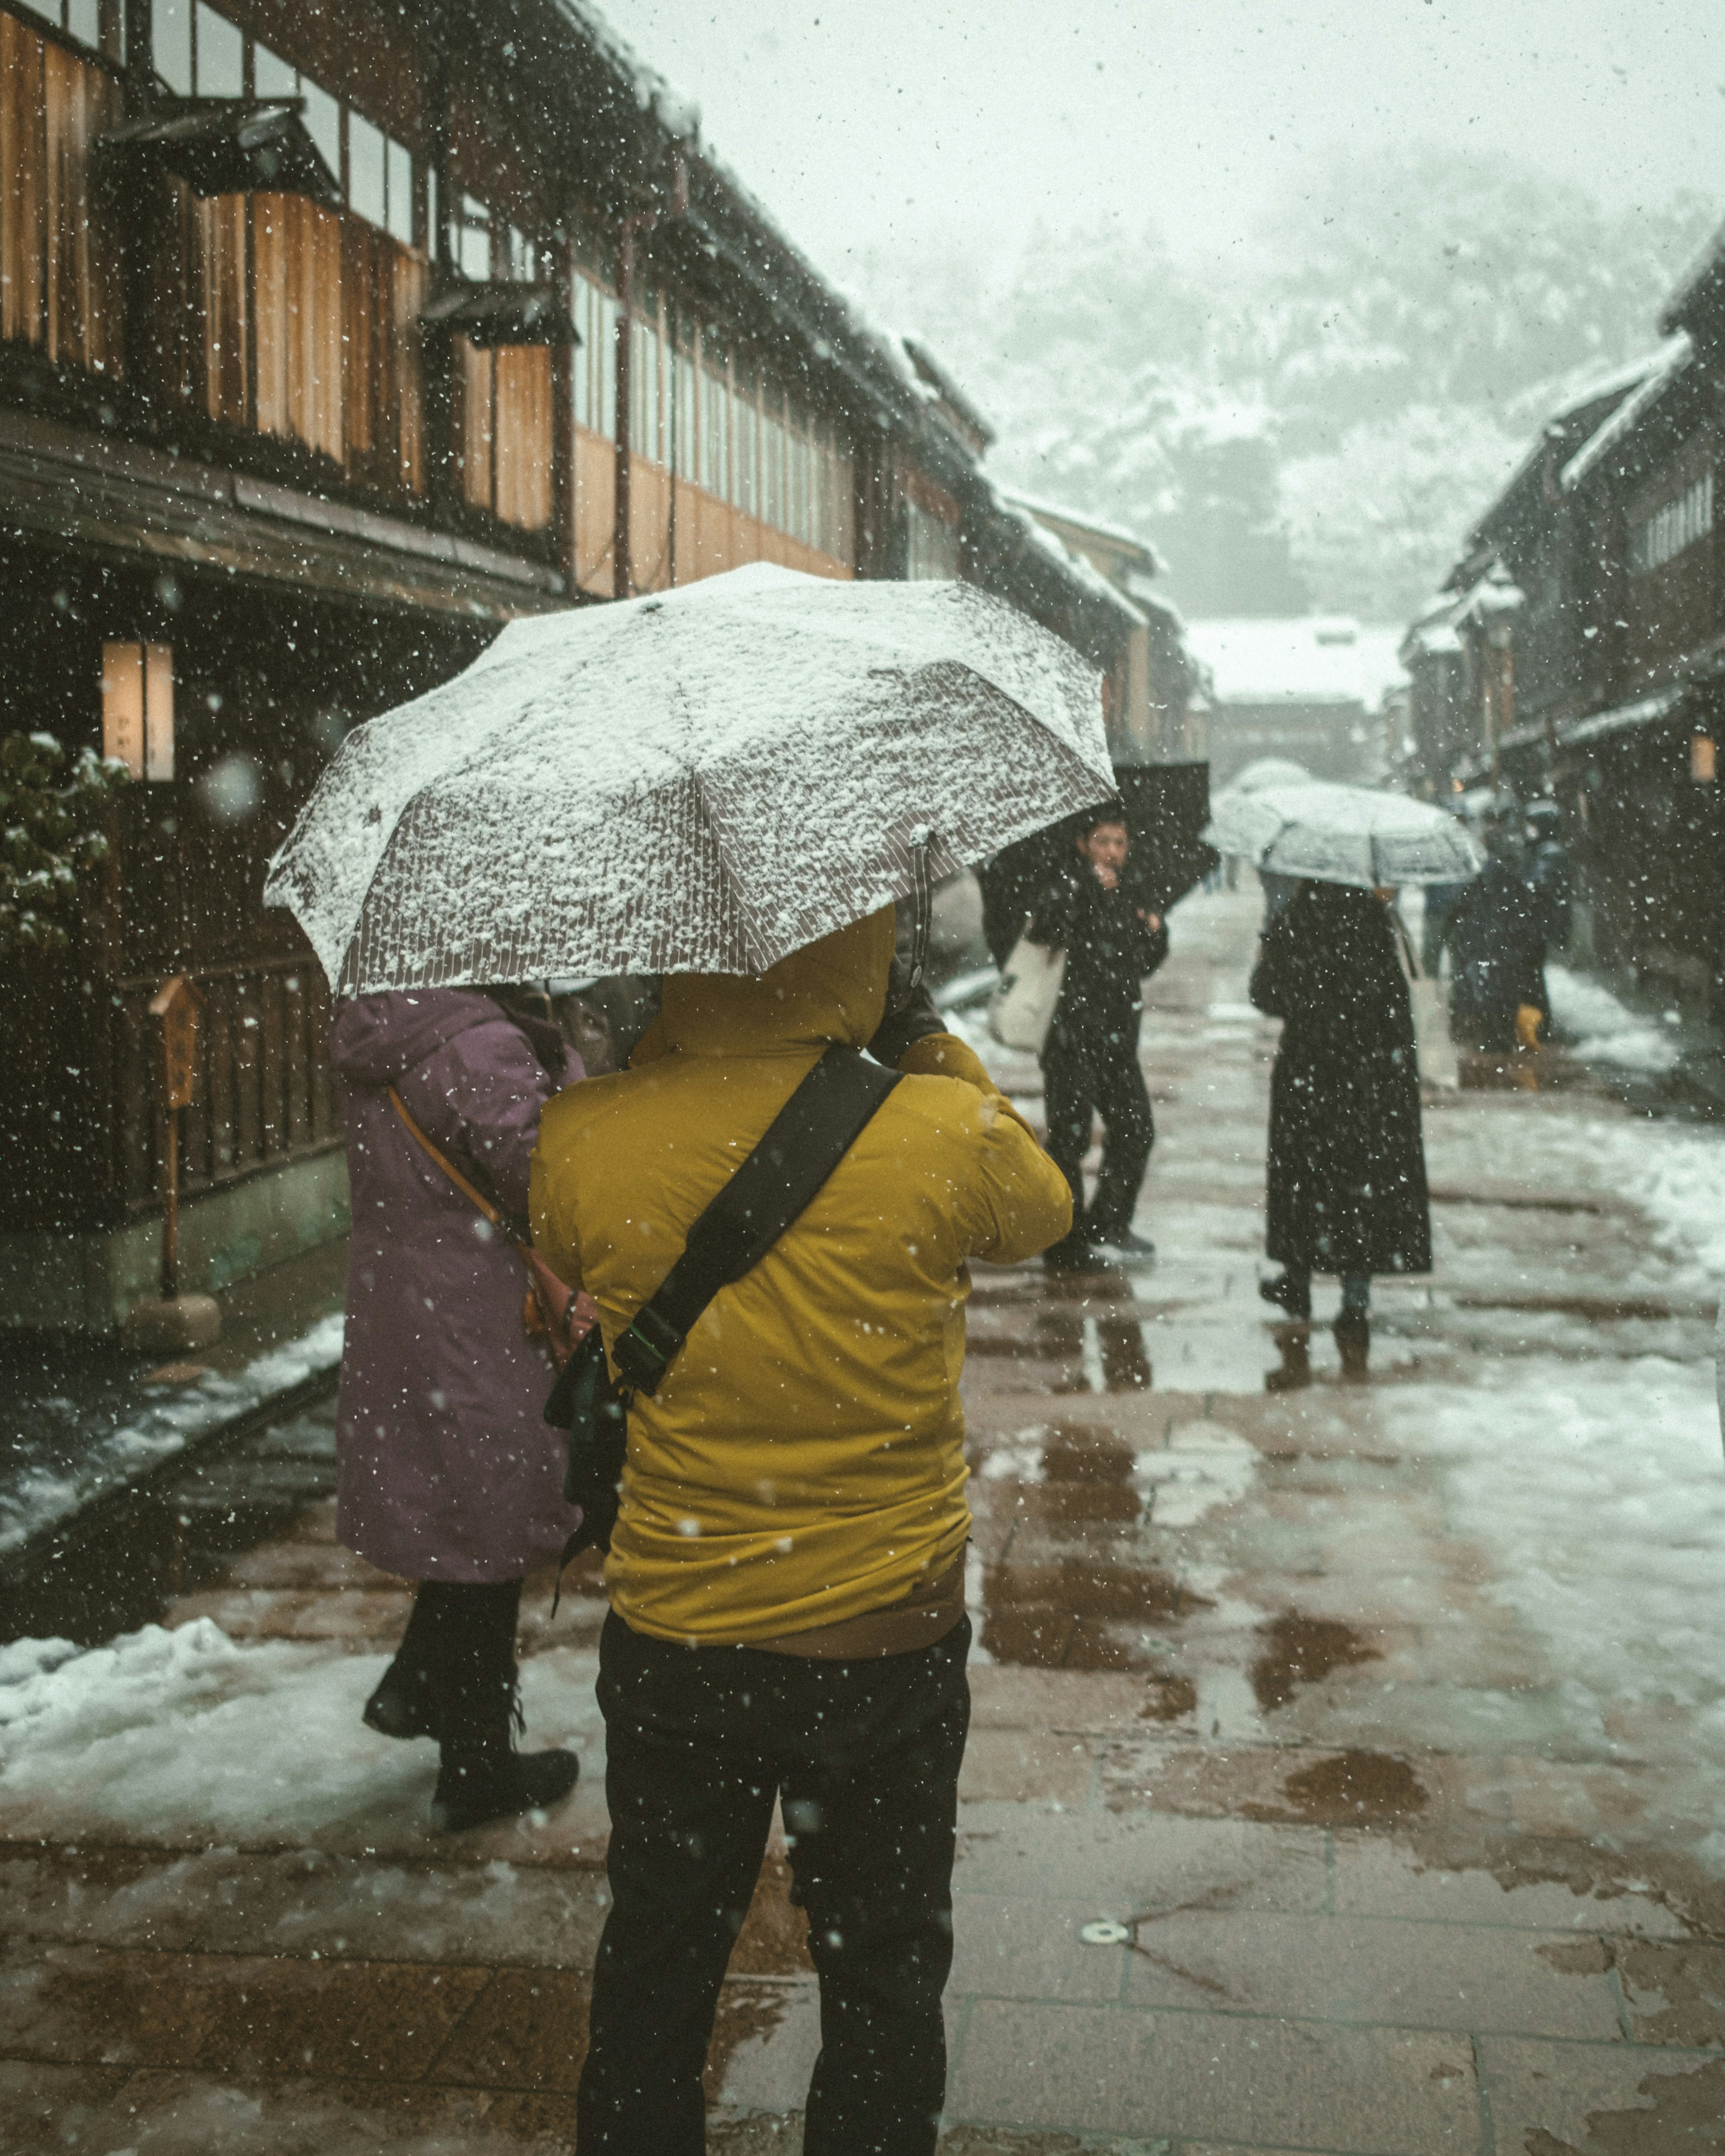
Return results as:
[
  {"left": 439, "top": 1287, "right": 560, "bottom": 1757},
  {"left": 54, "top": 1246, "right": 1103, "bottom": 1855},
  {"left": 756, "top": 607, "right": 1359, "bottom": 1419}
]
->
[{"left": 529, "top": 906, "right": 1073, "bottom": 1646}]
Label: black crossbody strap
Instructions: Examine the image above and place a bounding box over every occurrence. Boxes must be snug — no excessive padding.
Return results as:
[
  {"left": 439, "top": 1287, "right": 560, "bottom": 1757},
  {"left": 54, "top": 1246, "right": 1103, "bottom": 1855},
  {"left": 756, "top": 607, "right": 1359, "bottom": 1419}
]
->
[{"left": 612, "top": 1043, "right": 902, "bottom": 1396}]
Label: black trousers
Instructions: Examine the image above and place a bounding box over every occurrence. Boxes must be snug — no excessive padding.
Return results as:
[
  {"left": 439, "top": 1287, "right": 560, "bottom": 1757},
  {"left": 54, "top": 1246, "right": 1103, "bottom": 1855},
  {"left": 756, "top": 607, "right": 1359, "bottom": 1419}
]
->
[
  {"left": 1042, "top": 1021, "right": 1154, "bottom": 1243},
  {"left": 576, "top": 1611, "right": 972, "bottom": 2156}
]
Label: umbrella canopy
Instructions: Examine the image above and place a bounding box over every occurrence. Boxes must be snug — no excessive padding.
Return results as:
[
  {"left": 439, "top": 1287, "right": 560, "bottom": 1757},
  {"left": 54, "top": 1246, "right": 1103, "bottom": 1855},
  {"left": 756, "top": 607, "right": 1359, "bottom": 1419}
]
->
[
  {"left": 265, "top": 564, "right": 1115, "bottom": 992},
  {"left": 977, "top": 760, "right": 1219, "bottom": 967},
  {"left": 1225, "top": 756, "right": 1312, "bottom": 794},
  {"left": 1204, "top": 779, "right": 1483, "bottom": 888}
]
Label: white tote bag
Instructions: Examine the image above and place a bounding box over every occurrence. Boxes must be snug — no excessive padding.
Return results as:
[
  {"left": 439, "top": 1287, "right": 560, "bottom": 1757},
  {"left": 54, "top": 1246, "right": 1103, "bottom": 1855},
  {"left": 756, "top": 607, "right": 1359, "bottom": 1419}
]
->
[
  {"left": 1393, "top": 910, "right": 1458, "bottom": 1090},
  {"left": 989, "top": 930, "right": 1066, "bottom": 1052}
]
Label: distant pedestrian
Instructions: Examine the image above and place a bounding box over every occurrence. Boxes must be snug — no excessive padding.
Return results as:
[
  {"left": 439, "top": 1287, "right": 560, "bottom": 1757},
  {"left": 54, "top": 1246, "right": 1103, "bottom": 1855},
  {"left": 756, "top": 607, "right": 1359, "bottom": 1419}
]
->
[
  {"left": 1523, "top": 799, "right": 1571, "bottom": 1027},
  {"left": 1030, "top": 804, "right": 1168, "bottom": 1268},
  {"left": 331, "top": 988, "right": 586, "bottom": 1832},
  {"left": 1446, "top": 811, "right": 1547, "bottom": 1053},
  {"left": 1420, "top": 877, "right": 1469, "bottom": 977},
  {"left": 1250, "top": 880, "right": 1432, "bottom": 1374}
]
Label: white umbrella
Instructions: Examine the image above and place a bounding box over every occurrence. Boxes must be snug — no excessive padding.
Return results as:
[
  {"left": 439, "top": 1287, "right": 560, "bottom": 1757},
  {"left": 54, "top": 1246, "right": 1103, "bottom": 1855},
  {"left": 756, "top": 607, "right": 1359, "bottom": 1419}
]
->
[
  {"left": 1225, "top": 756, "right": 1312, "bottom": 794},
  {"left": 265, "top": 563, "right": 1115, "bottom": 991},
  {"left": 1203, "top": 780, "right": 1483, "bottom": 888}
]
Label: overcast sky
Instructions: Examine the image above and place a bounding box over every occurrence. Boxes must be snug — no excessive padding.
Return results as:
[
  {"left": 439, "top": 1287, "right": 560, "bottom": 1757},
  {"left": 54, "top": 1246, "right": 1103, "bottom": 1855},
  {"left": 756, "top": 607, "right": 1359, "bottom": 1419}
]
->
[{"left": 597, "top": 0, "right": 1725, "bottom": 278}]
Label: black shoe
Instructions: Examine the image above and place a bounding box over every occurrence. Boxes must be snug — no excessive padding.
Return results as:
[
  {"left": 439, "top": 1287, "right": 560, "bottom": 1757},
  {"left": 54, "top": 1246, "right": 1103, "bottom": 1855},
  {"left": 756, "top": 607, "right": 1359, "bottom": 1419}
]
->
[
  {"left": 1091, "top": 1228, "right": 1156, "bottom": 1259},
  {"left": 363, "top": 1657, "right": 443, "bottom": 1741},
  {"left": 432, "top": 1747, "right": 581, "bottom": 1833},
  {"left": 1334, "top": 1311, "right": 1371, "bottom": 1380},
  {"left": 1044, "top": 1239, "right": 1095, "bottom": 1274},
  {"left": 1266, "top": 1330, "right": 1312, "bottom": 1393},
  {"left": 1258, "top": 1272, "right": 1312, "bottom": 1321}
]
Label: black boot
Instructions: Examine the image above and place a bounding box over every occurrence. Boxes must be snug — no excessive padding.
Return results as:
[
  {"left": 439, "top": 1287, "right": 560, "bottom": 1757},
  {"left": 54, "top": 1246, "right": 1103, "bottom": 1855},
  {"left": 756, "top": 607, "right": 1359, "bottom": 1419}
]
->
[
  {"left": 432, "top": 1673, "right": 581, "bottom": 1833},
  {"left": 1258, "top": 1271, "right": 1312, "bottom": 1320},
  {"left": 412, "top": 1580, "right": 579, "bottom": 1833},
  {"left": 363, "top": 1653, "right": 443, "bottom": 1741},
  {"left": 1334, "top": 1310, "right": 1371, "bottom": 1380},
  {"left": 364, "top": 1585, "right": 451, "bottom": 1741}
]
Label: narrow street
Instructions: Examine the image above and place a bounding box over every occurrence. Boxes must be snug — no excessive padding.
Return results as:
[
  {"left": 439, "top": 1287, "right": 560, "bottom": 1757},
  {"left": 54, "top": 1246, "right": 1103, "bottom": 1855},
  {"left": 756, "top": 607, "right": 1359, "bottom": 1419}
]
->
[{"left": 4, "top": 887, "right": 1725, "bottom": 2154}]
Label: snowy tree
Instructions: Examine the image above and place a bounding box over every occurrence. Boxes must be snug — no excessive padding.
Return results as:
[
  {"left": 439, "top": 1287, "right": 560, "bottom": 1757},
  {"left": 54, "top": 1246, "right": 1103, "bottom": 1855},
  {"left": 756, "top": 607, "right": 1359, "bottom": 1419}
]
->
[
  {"left": 0, "top": 732, "right": 128, "bottom": 959},
  {"left": 855, "top": 150, "right": 1716, "bottom": 620}
]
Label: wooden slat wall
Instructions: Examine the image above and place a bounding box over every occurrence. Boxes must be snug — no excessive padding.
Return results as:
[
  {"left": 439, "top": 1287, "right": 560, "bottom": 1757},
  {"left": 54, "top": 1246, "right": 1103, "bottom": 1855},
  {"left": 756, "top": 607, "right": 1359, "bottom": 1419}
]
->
[
  {"left": 494, "top": 344, "right": 552, "bottom": 529},
  {"left": 197, "top": 192, "right": 248, "bottom": 425},
  {"left": 456, "top": 337, "right": 495, "bottom": 514},
  {"left": 341, "top": 220, "right": 427, "bottom": 491},
  {"left": 458, "top": 342, "right": 552, "bottom": 530},
  {"left": 253, "top": 190, "right": 344, "bottom": 458},
  {"left": 574, "top": 419, "right": 615, "bottom": 593},
  {"left": 0, "top": 13, "right": 121, "bottom": 374}
]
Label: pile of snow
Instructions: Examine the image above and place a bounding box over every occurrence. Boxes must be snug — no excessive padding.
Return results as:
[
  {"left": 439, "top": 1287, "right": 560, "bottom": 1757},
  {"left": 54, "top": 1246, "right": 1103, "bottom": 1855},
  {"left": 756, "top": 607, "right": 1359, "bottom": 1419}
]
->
[
  {"left": 0, "top": 1312, "right": 345, "bottom": 1559},
  {"left": 1547, "top": 963, "right": 1681, "bottom": 1075},
  {"left": 1424, "top": 1105, "right": 1725, "bottom": 1293},
  {"left": 0, "top": 1620, "right": 601, "bottom": 1846},
  {"left": 1378, "top": 1355, "right": 1725, "bottom": 1831}
]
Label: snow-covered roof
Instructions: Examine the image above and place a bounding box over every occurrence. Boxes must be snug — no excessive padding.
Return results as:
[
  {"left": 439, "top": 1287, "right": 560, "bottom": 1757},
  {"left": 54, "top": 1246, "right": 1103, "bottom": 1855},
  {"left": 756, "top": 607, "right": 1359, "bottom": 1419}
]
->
[
  {"left": 998, "top": 489, "right": 1163, "bottom": 573},
  {"left": 986, "top": 486, "right": 1148, "bottom": 633},
  {"left": 541, "top": 2, "right": 981, "bottom": 440},
  {"left": 1184, "top": 618, "right": 1407, "bottom": 711},
  {"left": 1561, "top": 335, "right": 1692, "bottom": 494}
]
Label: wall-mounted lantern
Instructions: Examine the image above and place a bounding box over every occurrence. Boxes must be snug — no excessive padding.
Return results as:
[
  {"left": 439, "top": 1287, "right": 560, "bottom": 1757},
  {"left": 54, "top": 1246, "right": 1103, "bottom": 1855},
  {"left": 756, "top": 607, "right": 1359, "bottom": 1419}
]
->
[
  {"left": 1691, "top": 733, "right": 1716, "bottom": 784},
  {"left": 102, "top": 642, "right": 174, "bottom": 781}
]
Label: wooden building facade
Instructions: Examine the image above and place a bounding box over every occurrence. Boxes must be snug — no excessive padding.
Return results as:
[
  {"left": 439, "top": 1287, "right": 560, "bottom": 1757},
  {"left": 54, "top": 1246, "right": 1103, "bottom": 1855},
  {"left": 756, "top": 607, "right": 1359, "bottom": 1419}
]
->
[
  {"left": 1402, "top": 221, "right": 1725, "bottom": 1016},
  {"left": 0, "top": 0, "right": 1127, "bottom": 1330}
]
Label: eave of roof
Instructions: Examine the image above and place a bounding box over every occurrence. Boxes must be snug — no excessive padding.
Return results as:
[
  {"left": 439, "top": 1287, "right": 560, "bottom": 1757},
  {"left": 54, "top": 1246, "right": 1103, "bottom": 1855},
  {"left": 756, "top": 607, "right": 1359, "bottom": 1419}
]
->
[{"left": 1561, "top": 335, "right": 1693, "bottom": 494}]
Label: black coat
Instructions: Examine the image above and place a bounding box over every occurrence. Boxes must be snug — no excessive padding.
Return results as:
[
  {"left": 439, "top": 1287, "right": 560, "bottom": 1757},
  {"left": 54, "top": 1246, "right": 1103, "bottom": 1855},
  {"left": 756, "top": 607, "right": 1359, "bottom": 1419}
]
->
[
  {"left": 1030, "top": 867, "right": 1168, "bottom": 1051},
  {"left": 1249, "top": 882, "right": 1431, "bottom": 1277},
  {"left": 1446, "top": 855, "right": 1546, "bottom": 1020}
]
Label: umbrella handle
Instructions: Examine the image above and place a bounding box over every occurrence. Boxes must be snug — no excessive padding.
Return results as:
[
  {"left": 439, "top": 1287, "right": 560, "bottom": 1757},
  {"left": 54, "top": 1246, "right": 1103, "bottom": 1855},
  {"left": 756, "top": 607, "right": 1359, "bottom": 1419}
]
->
[{"left": 907, "top": 826, "right": 935, "bottom": 990}]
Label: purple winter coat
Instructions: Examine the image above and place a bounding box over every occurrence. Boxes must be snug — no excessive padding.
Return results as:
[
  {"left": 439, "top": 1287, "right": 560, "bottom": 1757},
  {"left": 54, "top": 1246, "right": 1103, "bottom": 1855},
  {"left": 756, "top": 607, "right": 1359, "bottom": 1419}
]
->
[{"left": 331, "top": 990, "right": 584, "bottom": 1582}]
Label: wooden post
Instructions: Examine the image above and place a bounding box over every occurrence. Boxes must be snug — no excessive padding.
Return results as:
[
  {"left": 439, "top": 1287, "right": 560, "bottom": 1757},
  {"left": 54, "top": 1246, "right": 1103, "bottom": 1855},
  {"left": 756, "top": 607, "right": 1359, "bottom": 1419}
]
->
[
  {"left": 612, "top": 218, "right": 635, "bottom": 600},
  {"left": 148, "top": 974, "right": 203, "bottom": 1303}
]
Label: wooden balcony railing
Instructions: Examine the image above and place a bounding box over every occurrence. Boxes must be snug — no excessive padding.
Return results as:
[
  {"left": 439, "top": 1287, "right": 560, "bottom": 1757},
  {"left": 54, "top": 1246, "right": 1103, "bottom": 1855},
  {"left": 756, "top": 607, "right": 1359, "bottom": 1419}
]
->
[
  {"left": 156, "top": 180, "right": 427, "bottom": 495},
  {"left": 0, "top": 10, "right": 122, "bottom": 378},
  {"left": 112, "top": 953, "right": 341, "bottom": 1218}
]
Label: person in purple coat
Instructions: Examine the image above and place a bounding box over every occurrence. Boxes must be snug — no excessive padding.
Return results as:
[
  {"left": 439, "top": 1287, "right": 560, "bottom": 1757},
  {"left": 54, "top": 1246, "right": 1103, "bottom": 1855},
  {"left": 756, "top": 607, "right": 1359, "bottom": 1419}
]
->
[{"left": 331, "top": 985, "right": 585, "bottom": 1831}]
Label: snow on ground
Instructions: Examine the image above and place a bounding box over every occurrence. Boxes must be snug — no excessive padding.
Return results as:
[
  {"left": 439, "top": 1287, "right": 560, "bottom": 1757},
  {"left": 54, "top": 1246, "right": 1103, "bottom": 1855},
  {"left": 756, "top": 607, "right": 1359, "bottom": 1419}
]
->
[
  {"left": 0, "top": 1618, "right": 601, "bottom": 1846},
  {"left": 1547, "top": 962, "right": 1682, "bottom": 1074},
  {"left": 0, "top": 1312, "right": 345, "bottom": 1558},
  {"left": 1424, "top": 1103, "right": 1725, "bottom": 1293},
  {"left": 1377, "top": 1353, "right": 1725, "bottom": 1822}
]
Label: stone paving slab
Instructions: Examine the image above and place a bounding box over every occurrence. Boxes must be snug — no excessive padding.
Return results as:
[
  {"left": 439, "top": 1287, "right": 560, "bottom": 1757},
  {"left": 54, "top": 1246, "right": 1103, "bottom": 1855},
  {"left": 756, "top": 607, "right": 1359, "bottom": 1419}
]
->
[{"left": 950, "top": 2000, "right": 1482, "bottom": 2151}]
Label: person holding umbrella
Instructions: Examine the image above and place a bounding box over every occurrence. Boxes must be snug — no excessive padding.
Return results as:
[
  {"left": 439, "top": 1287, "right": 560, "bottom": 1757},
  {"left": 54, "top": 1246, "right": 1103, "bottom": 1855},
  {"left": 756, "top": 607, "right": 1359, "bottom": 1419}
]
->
[
  {"left": 1203, "top": 779, "right": 1473, "bottom": 1376},
  {"left": 1029, "top": 802, "right": 1168, "bottom": 1268},
  {"left": 265, "top": 564, "right": 1118, "bottom": 2154},
  {"left": 1250, "top": 881, "right": 1433, "bottom": 1373}
]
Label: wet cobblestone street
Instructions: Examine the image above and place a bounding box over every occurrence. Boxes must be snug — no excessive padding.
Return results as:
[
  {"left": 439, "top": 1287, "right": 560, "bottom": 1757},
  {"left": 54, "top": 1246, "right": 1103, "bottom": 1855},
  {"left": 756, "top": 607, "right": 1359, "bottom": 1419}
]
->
[{"left": 4, "top": 888, "right": 1725, "bottom": 2154}]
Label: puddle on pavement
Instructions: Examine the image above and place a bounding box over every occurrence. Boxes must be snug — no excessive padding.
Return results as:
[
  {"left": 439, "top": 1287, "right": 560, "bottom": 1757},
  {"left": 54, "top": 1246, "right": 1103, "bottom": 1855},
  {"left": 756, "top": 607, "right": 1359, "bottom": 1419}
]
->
[
  {"left": 977, "top": 1554, "right": 1208, "bottom": 1672},
  {"left": 1530, "top": 2057, "right": 1725, "bottom": 2155},
  {"left": 967, "top": 1308, "right": 1154, "bottom": 1392},
  {"left": 1276, "top": 1749, "right": 1428, "bottom": 1826},
  {"left": 1250, "top": 1613, "right": 1383, "bottom": 1712}
]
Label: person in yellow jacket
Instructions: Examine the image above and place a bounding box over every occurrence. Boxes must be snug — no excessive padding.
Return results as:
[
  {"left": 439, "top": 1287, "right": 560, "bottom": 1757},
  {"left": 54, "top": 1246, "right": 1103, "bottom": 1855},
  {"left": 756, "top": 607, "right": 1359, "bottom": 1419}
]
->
[{"left": 531, "top": 902, "right": 1070, "bottom": 2156}]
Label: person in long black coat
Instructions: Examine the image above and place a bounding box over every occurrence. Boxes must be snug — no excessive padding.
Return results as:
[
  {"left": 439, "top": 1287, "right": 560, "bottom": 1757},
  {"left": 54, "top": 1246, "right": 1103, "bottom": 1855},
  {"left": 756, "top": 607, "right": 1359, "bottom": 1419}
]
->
[{"left": 1249, "top": 880, "right": 1432, "bottom": 1366}]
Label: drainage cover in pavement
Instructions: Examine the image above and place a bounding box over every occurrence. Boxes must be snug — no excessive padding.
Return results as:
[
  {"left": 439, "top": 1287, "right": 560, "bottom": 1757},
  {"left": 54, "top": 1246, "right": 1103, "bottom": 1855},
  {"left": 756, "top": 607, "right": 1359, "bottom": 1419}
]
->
[{"left": 1078, "top": 1919, "right": 1132, "bottom": 1946}]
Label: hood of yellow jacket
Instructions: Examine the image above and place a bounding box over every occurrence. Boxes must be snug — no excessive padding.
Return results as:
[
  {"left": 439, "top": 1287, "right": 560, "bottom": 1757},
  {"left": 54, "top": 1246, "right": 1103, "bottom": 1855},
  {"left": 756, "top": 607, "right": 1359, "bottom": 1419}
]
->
[{"left": 630, "top": 906, "right": 894, "bottom": 1064}]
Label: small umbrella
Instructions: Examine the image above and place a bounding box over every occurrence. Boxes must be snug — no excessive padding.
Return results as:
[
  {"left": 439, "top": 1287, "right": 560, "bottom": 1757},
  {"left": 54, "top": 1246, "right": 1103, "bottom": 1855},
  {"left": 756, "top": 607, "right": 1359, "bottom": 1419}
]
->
[
  {"left": 1203, "top": 779, "right": 1483, "bottom": 888},
  {"left": 265, "top": 564, "right": 1115, "bottom": 991}
]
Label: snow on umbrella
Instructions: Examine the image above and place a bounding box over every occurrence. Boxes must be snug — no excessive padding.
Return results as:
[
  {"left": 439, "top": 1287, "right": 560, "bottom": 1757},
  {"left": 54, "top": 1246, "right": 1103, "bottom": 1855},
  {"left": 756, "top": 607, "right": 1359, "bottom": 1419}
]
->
[
  {"left": 1223, "top": 756, "right": 1312, "bottom": 795},
  {"left": 265, "top": 563, "right": 1115, "bottom": 991},
  {"left": 1203, "top": 779, "right": 1484, "bottom": 888}
]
